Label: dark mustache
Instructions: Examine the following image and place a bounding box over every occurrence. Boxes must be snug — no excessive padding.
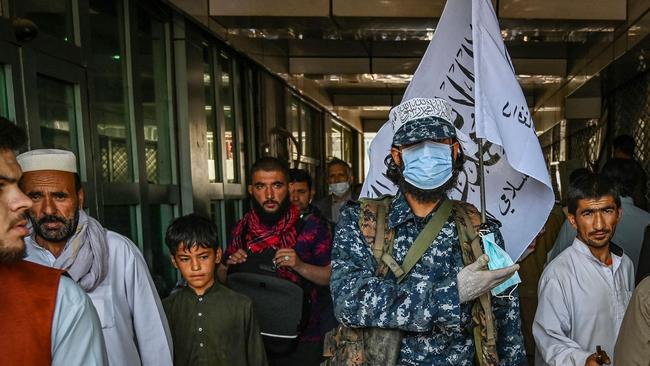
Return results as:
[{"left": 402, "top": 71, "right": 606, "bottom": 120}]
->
[
  {"left": 8, "top": 212, "right": 29, "bottom": 227},
  {"left": 589, "top": 230, "right": 610, "bottom": 236},
  {"left": 37, "top": 215, "right": 67, "bottom": 226},
  {"left": 263, "top": 200, "right": 279, "bottom": 205}
]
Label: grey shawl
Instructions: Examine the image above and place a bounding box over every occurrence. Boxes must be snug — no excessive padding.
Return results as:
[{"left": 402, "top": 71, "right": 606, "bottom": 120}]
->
[{"left": 52, "top": 210, "right": 109, "bottom": 292}]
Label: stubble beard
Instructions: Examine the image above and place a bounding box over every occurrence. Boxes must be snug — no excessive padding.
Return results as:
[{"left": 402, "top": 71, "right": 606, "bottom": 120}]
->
[{"left": 0, "top": 243, "right": 25, "bottom": 264}]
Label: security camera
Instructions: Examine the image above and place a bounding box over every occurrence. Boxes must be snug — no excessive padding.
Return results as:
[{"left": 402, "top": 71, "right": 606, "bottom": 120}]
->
[{"left": 12, "top": 18, "right": 39, "bottom": 43}]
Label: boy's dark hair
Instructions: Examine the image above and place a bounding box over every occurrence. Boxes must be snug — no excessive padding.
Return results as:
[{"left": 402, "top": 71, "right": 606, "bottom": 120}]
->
[
  {"left": 250, "top": 157, "right": 289, "bottom": 182},
  {"left": 288, "top": 168, "right": 312, "bottom": 190},
  {"left": 0, "top": 117, "right": 26, "bottom": 151},
  {"left": 613, "top": 134, "right": 635, "bottom": 157},
  {"left": 327, "top": 158, "right": 351, "bottom": 175},
  {"left": 601, "top": 158, "right": 639, "bottom": 197},
  {"left": 567, "top": 172, "right": 621, "bottom": 215},
  {"left": 165, "top": 214, "right": 219, "bottom": 255}
]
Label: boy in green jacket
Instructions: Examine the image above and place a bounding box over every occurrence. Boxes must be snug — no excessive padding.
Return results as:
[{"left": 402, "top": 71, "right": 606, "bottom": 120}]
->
[{"left": 163, "top": 214, "right": 268, "bottom": 366}]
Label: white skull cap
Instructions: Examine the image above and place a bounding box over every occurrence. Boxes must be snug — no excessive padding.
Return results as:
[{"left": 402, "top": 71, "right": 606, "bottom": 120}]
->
[
  {"left": 16, "top": 149, "right": 77, "bottom": 173},
  {"left": 389, "top": 97, "right": 453, "bottom": 132}
]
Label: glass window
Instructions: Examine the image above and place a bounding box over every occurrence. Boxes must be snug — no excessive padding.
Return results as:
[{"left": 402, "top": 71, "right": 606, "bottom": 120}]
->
[
  {"left": 331, "top": 123, "right": 342, "bottom": 159},
  {"left": 219, "top": 52, "right": 239, "bottom": 183},
  {"left": 210, "top": 201, "right": 223, "bottom": 247},
  {"left": 89, "top": 0, "right": 133, "bottom": 183},
  {"left": 0, "top": 66, "right": 8, "bottom": 119},
  {"left": 17, "top": 0, "right": 75, "bottom": 43},
  {"left": 211, "top": 199, "right": 242, "bottom": 249},
  {"left": 343, "top": 128, "right": 353, "bottom": 164},
  {"left": 224, "top": 199, "right": 241, "bottom": 245},
  {"left": 149, "top": 204, "right": 176, "bottom": 297},
  {"left": 137, "top": 6, "right": 173, "bottom": 185},
  {"left": 289, "top": 98, "right": 300, "bottom": 158},
  {"left": 363, "top": 132, "right": 377, "bottom": 178},
  {"left": 37, "top": 75, "right": 79, "bottom": 155},
  {"left": 204, "top": 46, "right": 219, "bottom": 182},
  {"left": 103, "top": 205, "right": 138, "bottom": 243},
  {"left": 300, "top": 106, "right": 314, "bottom": 157}
]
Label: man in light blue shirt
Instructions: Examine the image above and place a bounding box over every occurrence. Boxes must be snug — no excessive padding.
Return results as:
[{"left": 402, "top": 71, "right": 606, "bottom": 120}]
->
[
  {"left": 548, "top": 159, "right": 650, "bottom": 270},
  {"left": 52, "top": 276, "right": 108, "bottom": 365},
  {"left": 0, "top": 117, "right": 107, "bottom": 365}
]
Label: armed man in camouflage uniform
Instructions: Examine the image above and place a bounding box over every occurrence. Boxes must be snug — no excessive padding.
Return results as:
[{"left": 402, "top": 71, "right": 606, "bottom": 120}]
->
[{"left": 330, "top": 97, "right": 527, "bottom": 365}]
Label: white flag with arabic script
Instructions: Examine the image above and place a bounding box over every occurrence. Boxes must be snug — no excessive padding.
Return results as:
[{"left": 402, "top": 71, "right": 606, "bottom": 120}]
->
[{"left": 360, "top": 0, "right": 554, "bottom": 260}]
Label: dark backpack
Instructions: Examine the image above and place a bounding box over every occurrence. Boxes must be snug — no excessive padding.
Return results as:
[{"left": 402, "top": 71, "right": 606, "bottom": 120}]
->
[{"left": 226, "top": 219, "right": 310, "bottom": 356}]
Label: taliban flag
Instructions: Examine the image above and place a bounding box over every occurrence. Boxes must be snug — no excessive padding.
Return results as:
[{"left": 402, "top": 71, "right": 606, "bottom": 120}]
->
[{"left": 360, "top": 0, "right": 554, "bottom": 260}]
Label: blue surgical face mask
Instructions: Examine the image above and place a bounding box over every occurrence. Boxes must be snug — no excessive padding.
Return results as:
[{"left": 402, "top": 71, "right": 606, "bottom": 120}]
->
[
  {"left": 401, "top": 140, "right": 453, "bottom": 190},
  {"left": 481, "top": 233, "right": 521, "bottom": 297}
]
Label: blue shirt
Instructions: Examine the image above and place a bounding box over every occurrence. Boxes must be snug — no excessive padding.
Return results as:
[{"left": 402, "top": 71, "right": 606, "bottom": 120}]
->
[{"left": 330, "top": 193, "right": 527, "bottom": 365}]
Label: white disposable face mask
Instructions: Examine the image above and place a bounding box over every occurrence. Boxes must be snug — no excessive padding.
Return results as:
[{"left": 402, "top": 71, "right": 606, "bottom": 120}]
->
[{"left": 329, "top": 182, "right": 350, "bottom": 197}]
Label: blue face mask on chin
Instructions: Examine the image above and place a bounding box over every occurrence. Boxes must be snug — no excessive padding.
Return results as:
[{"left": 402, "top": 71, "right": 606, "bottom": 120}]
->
[
  {"left": 481, "top": 233, "right": 521, "bottom": 297},
  {"left": 401, "top": 140, "right": 453, "bottom": 190}
]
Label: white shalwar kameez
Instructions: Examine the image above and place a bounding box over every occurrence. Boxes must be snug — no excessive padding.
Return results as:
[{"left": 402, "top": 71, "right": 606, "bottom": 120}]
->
[
  {"left": 25, "top": 228, "right": 173, "bottom": 366},
  {"left": 533, "top": 238, "right": 634, "bottom": 366}
]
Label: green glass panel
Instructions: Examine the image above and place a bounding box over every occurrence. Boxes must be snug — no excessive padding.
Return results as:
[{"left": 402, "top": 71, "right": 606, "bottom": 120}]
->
[
  {"left": 0, "top": 66, "right": 8, "bottom": 119},
  {"left": 219, "top": 53, "right": 238, "bottom": 183},
  {"left": 204, "top": 47, "right": 219, "bottom": 182},
  {"left": 137, "top": 7, "right": 172, "bottom": 184},
  {"left": 103, "top": 205, "right": 138, "bottom": 243},
  {"left": 37, "top": 75, "right": 78, "bottom": 155},
  {"left": 150, "top": 204, "right": 176, "bottom": 297},
  {"left": 90, "top": 0, "right": 133, "bottom": 183},
  {"left": 211, "top": 199, "right": 241, "bottom": 250}
]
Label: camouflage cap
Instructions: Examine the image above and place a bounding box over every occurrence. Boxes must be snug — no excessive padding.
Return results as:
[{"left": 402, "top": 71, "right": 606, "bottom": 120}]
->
[{"left": 391, "top": 97, "right": 456, "bottom": 146}]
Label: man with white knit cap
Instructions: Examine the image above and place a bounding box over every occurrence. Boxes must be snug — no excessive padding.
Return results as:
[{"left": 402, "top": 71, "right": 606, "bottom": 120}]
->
[{"left": 17, "top": 149, "right": 173, "bottom": 366}]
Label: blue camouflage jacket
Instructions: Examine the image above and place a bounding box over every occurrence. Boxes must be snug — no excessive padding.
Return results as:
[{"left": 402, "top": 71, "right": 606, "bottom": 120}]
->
[{"left": 330, "top": 193, "right": 527, "bottom": 366}]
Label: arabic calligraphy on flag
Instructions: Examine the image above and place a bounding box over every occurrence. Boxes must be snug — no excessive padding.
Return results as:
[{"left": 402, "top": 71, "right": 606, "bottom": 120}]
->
[{"left": 360, "top": 0, "right": 554, "bottom": 260}]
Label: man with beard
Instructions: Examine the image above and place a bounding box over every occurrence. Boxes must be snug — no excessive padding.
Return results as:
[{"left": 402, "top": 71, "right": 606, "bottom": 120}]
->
[
  {"left": 330, "top": 97, "right": 526, "bottom": 365},
  {"left": 0, "top": 119, "right": 106, "bottom": 365},
  {"left": 533, "top": 173, "right": 634, "bottom": 365},
  {"left": 17, "top": 149, "right": 173, "bottom": 366},
  {"left": 219, "top": 157, "right": 332, "bottom": 366}
]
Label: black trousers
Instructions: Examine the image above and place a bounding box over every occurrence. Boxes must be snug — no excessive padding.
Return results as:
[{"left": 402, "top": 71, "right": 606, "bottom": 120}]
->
[{"left": 268, "top": 341, "right": 324, "bottom": 366}]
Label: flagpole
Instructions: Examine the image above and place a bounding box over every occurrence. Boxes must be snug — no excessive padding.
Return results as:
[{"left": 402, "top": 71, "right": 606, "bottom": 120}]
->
[{"left": 478, "top": 138, "right": 487, "bottom": 224}]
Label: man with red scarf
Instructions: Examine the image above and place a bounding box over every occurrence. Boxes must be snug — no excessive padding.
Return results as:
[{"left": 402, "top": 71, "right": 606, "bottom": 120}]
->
[{"left": 219, "top": 157, "right": 333, "bottom": 366}]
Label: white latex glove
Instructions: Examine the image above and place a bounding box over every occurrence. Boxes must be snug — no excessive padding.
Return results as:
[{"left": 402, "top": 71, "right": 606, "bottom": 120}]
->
[{"left": 457, "top": 254, "right": 519, "bottom": 303}]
